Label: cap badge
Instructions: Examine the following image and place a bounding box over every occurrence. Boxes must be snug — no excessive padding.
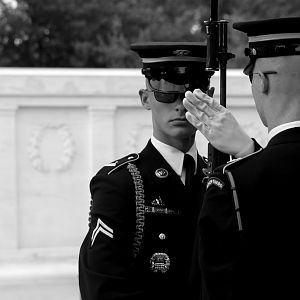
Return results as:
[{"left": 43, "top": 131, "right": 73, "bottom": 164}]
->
[
  {"left": 245, "top": 48, "right": 257, "bottom": 56},
  {"left": 155, "top": 168, "right": 168, "bottom": 178},
  {"left": 150, "top": 252, "right": 170, "bottom": 273},
  {"left": 251, "top": 48, "right": 257, "bottom": 56},
  {"left": 173, "top": 49, "right": 191, "bottom": 56}
]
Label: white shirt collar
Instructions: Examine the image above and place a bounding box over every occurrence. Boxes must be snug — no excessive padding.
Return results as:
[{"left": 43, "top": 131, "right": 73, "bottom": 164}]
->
[
  {"left": 151, "top": 135, "right": 198, "bottom": 177},
  {"left": 268, "top": 120, "right": 300, "bottom": 141}
]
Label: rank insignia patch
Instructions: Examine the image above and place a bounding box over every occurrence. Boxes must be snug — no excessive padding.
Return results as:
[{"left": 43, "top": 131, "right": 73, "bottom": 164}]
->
[
  {"left": 91, "top": 218, "right": 114, "bottom": 247},
  {"left": 206, "top": 177, "right": 225, "bottom": 190}
]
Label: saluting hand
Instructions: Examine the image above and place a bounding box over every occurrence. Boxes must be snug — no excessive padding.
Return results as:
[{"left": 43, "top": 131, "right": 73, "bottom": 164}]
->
[{"left": 183, "top": 89, "right": 254, "bottom": 157}]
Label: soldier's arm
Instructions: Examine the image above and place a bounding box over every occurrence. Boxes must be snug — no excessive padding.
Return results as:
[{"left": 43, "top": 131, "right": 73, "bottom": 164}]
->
[
  {"left": 196, "top": 171, "right": 241, "bottom": 299},
  {"left": 79, "top": 168, "right": 142, "bottom": 300}
]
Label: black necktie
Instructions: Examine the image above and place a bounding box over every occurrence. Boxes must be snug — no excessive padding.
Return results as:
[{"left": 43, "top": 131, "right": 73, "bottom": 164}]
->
[{"left": 183, "top": 154, "right": 195, "bottom": 191}]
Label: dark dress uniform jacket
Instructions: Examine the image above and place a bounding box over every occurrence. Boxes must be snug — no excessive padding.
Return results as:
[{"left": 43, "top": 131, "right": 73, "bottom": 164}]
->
[
  {"left": 79, "top": 140, "right": 207, "bottom": 300},
  {"left": 195, "top": 127, "right": 300, "bottom": 300}
]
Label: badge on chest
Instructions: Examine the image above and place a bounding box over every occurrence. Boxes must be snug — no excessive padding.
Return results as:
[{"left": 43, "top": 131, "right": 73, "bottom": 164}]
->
[{"left": 150, "top": 252, "right": 170, "bottom": 273}]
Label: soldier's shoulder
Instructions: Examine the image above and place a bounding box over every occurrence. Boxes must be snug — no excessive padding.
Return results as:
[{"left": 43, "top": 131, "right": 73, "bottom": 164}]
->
[
  {"left": 222, "top": 148, "right": 264, "bottom": 173},
  {"left": 98, "top": 153, "right": 140, "bottom": 176},
  {"left": 205, "top": 148, "right": 263, "bottom": 191}
]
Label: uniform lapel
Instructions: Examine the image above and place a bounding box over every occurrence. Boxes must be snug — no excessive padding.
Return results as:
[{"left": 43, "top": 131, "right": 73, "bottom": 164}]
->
[
  {"left": 139, "top": 140, "right": 187, "bottom": 209},
  {"left": 138, "top": 140, "right": 206, "bottom": 212}
]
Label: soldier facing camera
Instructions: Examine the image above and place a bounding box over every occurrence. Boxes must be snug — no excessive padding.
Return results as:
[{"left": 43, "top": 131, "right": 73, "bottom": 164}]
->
[{"left": 78, "top": 41, "right": 253, "bottom": 300}]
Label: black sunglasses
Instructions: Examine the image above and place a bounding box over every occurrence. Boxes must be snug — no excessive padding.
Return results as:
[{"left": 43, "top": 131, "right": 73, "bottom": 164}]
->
[
  {"left": 248, "top": 71, "right": 278, "bottom": 83},
  {"left": 150, "top": 90, "right": 185, "bottom": 103},
  {"left": 147, "top": 79, "right": 207, "bottom": 103}
]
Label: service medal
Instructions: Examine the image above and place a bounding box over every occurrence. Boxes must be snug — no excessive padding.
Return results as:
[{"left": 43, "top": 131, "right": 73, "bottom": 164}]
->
[{"left": 150, "top": 252, "right": 170, "bottom": 273}]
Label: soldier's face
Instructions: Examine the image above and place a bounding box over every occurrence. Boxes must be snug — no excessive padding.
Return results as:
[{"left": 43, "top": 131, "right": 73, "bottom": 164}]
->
[{"left": 140, "top": 79, "right": 197, "bottom": 146}]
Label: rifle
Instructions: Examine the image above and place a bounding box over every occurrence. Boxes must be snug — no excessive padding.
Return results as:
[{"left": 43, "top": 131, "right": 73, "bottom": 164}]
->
[{"left": 204, "top": 0, "right": 235, "bottom": 174}]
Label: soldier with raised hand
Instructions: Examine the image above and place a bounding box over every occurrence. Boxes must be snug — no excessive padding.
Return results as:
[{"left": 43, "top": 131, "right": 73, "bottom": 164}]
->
[{"left": 184, "top": 17, "right": 300, "bottom": 300}]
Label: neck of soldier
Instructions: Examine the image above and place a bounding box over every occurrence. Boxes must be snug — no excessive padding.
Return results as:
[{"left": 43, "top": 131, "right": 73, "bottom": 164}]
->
[{"left": 154, "top": 133, "right": 196, "bottom": 153}]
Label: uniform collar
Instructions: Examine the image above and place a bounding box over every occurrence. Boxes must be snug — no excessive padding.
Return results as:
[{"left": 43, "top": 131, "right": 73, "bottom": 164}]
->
[
  {"left": 268, "top": 120, "right": 300, "bottom": 142},
  {"left": 151, "top": 136, "right": 198, "bottom": 177}
]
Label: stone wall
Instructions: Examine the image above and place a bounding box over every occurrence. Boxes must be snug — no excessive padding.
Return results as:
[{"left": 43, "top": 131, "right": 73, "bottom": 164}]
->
[{"left": 0, "top": 68, "right": 268, "bottom": 300}]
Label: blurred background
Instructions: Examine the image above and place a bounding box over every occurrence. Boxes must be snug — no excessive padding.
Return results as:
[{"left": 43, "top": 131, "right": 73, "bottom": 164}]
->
[
  {"left": 1, "top": 0, "right": 300, "bottom": 69},
  {"left": 0, "top": 0, "right": 299, "bottom": 299}
]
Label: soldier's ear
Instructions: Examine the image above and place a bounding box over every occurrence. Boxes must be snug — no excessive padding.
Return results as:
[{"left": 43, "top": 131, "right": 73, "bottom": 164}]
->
[
  {"left": 207, "top": 86, "right": 215, "bottom": 97},
  {"left": 258, "top": 72, "right": 269, "bottom": 94},
  {"left": 139, "top": 89, "right": 151, "bottom": 110}
]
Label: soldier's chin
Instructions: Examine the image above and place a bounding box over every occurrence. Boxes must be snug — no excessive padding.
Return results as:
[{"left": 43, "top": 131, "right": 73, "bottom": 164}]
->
[{"left": 170, "top": 126, "right": 196, "bottom": 138}]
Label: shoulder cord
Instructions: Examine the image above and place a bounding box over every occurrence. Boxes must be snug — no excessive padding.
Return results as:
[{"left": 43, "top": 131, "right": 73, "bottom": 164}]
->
[
  {"left": 127, "top": 163, "right": 145, "bottom": 258},
  {"left": 225, "top": 170, "right": 243, "bottom": 231}
]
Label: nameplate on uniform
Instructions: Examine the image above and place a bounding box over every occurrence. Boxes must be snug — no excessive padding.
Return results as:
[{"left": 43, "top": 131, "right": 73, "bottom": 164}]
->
[{"left": 145, "top": 206, "right": 179, "bottom": 215}]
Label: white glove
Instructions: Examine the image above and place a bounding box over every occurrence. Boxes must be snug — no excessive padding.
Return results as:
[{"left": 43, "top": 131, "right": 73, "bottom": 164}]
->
[{"left": 183, "top": 89, "right": 254, "bottom": 157}]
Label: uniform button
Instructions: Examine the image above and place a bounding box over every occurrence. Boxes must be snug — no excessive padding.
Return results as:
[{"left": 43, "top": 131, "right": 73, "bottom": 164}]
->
[{"left": 159, "top": 233, "right": 166, "bottom": 240}]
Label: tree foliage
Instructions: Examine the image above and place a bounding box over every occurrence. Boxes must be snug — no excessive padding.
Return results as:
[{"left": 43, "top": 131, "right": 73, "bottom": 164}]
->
[{"left": 0, "top": 0, "right": 299, "bottom": 67}]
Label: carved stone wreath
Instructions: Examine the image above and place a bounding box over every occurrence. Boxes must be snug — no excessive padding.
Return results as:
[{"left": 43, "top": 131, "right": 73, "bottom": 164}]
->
[{"left": 27, "top": 123, "right": 75, "bottom": 172}]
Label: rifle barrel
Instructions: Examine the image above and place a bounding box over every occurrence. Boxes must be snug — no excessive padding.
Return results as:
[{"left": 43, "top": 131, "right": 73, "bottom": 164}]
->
[
  {"left": 205, "top": 0, "right": 233, "bottom": 173},
  {"left": 211, "top": 0, "right": 218, "bottom": 21}
]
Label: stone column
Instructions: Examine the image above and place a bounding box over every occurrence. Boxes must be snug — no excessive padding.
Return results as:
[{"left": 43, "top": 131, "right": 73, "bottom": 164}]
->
[
  {"left": 0, "top": 105, "right": 18, "bottom": 250},
  {"left": 88, "top": 105, "right": 116, "bottom": 176}
]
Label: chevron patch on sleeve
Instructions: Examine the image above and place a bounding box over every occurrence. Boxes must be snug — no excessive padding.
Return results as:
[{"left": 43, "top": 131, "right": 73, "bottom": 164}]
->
[{"left": 91, "top": 218, "right": 114, "bottom": 246}]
